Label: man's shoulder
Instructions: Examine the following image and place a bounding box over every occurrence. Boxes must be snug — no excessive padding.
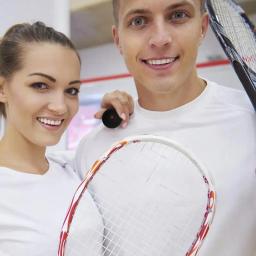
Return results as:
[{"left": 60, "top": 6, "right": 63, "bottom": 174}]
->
[
  {"left": 77, "top": 123, "right": 115, "bottom": 149},
  {"left": 207, "top": 80, "right": 255, "bottom": 113},
  {"left": 74, "top": 124, "right": 122, "bottom": 176}
]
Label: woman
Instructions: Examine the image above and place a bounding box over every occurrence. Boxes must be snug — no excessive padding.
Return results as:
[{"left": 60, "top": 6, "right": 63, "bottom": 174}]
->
[{"left": 0, "top": 21, "right": 132, "bottom": 255}]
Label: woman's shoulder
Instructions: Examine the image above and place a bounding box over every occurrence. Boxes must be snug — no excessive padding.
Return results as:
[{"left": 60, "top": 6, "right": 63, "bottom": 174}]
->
[{"left": 46, "top": 150, "right": 81, "bottom": 179}]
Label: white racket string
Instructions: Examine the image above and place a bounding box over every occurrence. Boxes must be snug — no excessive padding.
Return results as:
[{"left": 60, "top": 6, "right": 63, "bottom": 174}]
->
[
  {"left": 211, "top": 0, "right": 256, "bottom": 71},
  {"left": 59, "top": 135, "right": 216, "bottom": 256},
  {"left": 89, "top": 188, "right": 197, "bottom": 255}
]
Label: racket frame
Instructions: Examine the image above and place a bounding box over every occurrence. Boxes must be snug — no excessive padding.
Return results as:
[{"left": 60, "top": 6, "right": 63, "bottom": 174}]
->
[
  {"left": 205, "top": 0, "right": 256, "bottom": 110},
  {"left": 58, "top": 135, "right": 216, "bottom": 256}
]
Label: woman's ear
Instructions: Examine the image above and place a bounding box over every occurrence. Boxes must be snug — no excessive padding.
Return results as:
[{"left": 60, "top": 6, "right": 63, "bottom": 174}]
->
[{"left": 0, "top": 77, "right": 8, "bottom": 103}]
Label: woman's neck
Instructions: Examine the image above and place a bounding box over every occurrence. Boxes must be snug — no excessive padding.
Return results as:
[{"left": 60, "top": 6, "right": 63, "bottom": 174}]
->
[{"left": 0, "top": 133, "right": 48, "bottom": 175}]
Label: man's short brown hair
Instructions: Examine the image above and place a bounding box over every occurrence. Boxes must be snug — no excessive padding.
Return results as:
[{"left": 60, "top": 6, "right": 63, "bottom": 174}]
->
[{"left": 112, "top": 0, "right": 119, "bottom": 25}]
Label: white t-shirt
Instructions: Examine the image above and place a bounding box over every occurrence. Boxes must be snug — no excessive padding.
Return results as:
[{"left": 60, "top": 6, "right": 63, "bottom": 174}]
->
[
  {"left": 0, "top": 155, "right": 81, "bottom": 256},
  {"left": 74, "top": 80, "right": 256, "bottom": 256}
]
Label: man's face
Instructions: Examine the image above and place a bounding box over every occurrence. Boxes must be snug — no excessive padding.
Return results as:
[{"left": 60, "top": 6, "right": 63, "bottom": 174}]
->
[{"left": 113, "top": 0, "right": 208, "bottom": 110}]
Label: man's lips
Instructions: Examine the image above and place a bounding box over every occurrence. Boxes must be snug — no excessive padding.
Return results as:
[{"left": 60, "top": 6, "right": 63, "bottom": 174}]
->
[
  {"left": 141, "top": 57, "right": 179, "bottom": 70},
  {"left": 142, "top": 57, "right": 178, "bottom": 65}
]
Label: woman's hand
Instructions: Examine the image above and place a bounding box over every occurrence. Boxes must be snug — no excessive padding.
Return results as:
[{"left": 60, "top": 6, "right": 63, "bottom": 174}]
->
[{"left": 95, "top": 90, "right": 134, "bottom": 128}]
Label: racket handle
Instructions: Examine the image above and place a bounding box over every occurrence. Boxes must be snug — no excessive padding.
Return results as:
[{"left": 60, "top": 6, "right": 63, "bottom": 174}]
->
[
  {"left": 232, "top": 61, "right": 256, "bottom": 111},
  {"left": 102, "top": 108, "right": 122, "bottom": 128}
]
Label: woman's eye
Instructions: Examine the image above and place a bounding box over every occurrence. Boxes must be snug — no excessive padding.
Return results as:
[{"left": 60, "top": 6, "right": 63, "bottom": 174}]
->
[
  {"left": 131, "top": 17, "right": 146, "bottom": 27},
  {"left": 66, "top": 87, "right": 80, "bottom": 96},
  {"left": 31, "top": 82, "right": 48, "bottom": 90}
]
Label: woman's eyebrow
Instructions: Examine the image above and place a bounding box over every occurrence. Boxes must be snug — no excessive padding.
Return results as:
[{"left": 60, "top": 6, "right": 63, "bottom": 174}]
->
[
  {"left": 69, "top": 80, "right": 81, "bottom": 85},
  {"left": 28, "top": 73, "right": 80, "bottom": 85},
  {"left": 28, "top": 72, "right": 56, "bottom": 82}
]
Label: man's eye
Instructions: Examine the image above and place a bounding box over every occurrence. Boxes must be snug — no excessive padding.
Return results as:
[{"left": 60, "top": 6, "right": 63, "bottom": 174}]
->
[
  {"left": 66, "top": 87, "right": 80, "bottom": 96},
  {"left": 131, "top": 17, "right": 146, "bottom": 27},
  {"left": 31, "top": 82, "right": 48, "bottom": 90},
  {"left": 171, "top": 11, "right": 188, "bottom": 20}
]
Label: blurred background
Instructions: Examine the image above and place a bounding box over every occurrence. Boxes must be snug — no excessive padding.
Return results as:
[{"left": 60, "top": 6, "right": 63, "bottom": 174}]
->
[{"left": 0, "top": 0, "right": 255, "bottom": 150}]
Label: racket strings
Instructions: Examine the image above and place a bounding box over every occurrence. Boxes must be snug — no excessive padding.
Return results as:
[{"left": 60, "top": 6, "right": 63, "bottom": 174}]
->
[
  {"left": 66, "top": 184, "right": 203, "bottom": 256},
  {"left": 62, "top": 138, "right": 215, "bottom": 256},
  {"left": 66, "top": 191, "right": 186, "bottom": 256},
  {"left": 212, "top": 0, "right": 256, "bottom": 71},
  {"left": 89, "top": 187, "right": 189, "bottom": 255}
]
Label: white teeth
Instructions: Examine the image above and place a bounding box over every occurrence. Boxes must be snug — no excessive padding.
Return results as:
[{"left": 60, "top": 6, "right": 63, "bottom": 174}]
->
[
  {"left": 146, "top": 58, "right": 175, "bottom": 65},
  {"left": 38, "top": 118, "right": 62, "bottom": 126}
]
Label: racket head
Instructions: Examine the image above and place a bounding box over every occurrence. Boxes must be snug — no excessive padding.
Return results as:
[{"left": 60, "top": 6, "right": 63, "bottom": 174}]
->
[
  {"left": 205, "top": 0, "right": 256, "bottom": 110},
  {"left": 58, "top": 135, "right": 216, "bottom": 256}
]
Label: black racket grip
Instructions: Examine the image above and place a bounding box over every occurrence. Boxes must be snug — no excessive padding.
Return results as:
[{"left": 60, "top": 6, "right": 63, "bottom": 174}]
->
[{"left": 102, "top": 108, "right": 122, "bottom": 128}]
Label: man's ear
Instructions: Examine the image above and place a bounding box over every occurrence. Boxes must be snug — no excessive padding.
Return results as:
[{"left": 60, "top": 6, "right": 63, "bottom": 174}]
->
[
  {"left": 200, "top": 13, "right": 209, "bottom": 43},
  {"left": 0, "top": 77, "right": 8, "bottom": 103},
  {"left": 112, "top": 25, "right": 123, "bottom": 55}
]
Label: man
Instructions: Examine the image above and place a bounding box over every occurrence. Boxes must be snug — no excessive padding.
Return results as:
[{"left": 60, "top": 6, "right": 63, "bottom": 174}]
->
[{"left": 75, "top": 0, "right": 256, "bottom": 255}]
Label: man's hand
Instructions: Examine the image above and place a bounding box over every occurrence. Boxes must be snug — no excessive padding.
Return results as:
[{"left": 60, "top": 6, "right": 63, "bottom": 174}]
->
[{"left": 95, "top": 90, "right": 134, "bottom": 128}]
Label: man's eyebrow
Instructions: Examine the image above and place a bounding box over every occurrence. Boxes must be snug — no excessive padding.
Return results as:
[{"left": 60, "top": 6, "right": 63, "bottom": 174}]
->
[
  {"left": 124, "top": 8, "right": 152, "bottom": 18},
  {"left": 166, "top": 0, "right": 194, "bottom": 11},
  {"left": 124, "top": 1, "right": 194, "bottom": 18},
  {"left": 28, "top": 72, "right": 56, "bottom": 82}
]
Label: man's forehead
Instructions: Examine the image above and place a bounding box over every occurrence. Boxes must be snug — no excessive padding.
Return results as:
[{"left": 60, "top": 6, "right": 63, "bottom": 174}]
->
[
  {"left": 118, "top": 0, "right": 200, "bottom": 15},
  {"left": 118, "top": 0, "right": 200, "bottom": 5},
  {"left": 119, "top": 0, "right": 200, "bottom": 11}
]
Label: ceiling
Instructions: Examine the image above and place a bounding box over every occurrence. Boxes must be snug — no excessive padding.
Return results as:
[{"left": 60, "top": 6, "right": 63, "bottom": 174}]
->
[{"left": 70, "top": 0, "right": 256, "bottom": 50}]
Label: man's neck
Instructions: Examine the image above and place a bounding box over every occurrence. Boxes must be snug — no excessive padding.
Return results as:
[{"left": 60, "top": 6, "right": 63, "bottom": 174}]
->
[{"left": 138, "top": 78, "right": 207, "bottom": 111}]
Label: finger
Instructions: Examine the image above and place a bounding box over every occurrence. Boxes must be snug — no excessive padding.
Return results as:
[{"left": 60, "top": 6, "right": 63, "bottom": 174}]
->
[
  {"left": 126, "top": 94, "right": 134, "bottom": 115},
  {"left": 120, "top": 95, "right": 134, "bottom": 127},
  {"left": 102, "top": 90, "right": 132, "bottom": 107},
  {"left": 100, "top": 90, "right": 125, "bottom": 109},
  {"left": 100, "top": 92, "right": 114, "bottom": 109},
  {"left": 107, "top": 99, "right": 127, "bottom": 120},
  {"left": 110, "top": 92, "right": 134, "bottom": 117},
  {"left": 100, "top": 90, "right": 134, "bottom": 125},
  {"left": 118, "top": 99, "right": 133, "bottom": 128},
  {"left": 94, "top": 109, "right": 107, "bottom": 119}
]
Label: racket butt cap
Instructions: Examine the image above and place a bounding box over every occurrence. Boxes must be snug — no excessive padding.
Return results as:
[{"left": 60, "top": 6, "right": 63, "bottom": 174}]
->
[{"left": 102, "top": 108, "right": 122, "bottom": 128}]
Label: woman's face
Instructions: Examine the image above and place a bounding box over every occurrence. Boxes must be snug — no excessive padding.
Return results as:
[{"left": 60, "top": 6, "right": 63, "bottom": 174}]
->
[{"left": 0, "top": 42, "right": 81, "bottom": 147}]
